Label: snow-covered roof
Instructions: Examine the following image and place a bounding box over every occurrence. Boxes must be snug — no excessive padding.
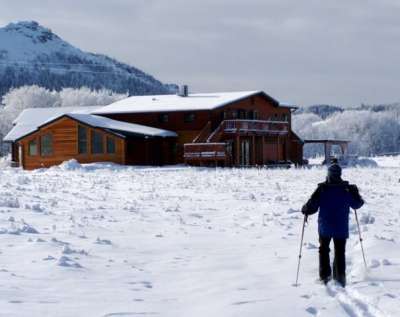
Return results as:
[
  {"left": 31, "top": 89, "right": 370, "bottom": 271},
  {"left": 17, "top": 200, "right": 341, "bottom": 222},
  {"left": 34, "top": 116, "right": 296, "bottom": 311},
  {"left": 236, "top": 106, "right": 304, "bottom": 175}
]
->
[
  {"left": 94, "top": 91, "right": 271, "bottom": 114},
  {"left": 4, "top": 106, "right": 177, "bottom": 142},
  {"left": 12, "top": 106, "right": 99, "bottom": 125},
  {"left": 4, "top": 106, "right": 100, "bottom": 142},
  {"left": 66, "top": 113, "right": 177, "bottom": 138}
]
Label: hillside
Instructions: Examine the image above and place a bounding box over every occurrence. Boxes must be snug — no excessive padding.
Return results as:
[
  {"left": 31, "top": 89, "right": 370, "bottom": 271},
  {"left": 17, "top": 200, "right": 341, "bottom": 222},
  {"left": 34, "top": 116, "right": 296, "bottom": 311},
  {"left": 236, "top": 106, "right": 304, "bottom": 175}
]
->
[{"left": 0, "top": 21, "right": 176, "bottom": 97}]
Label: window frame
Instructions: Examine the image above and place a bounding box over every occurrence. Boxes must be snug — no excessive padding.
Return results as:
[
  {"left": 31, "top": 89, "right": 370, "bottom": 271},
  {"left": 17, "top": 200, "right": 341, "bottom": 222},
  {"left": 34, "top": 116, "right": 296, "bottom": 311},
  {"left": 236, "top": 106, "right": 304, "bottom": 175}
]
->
[
  {"left": 253, "top": 110, "right": 259, "bottom": 120},
  {"left": 78, "top": 125, "right": 88, "bottom": 155},
  {"left": 40, "top": 133, "right": 53, "bottom": 156},
  {"left": 183, "top": 112, "right": 196, "bottom": 123},
  {"left": 158, "top": 113, "right": 169, "bottom": 123},
  {"left": 91, "top": 130, "right": 104, "bottom": 154},
  {"left": 238, "top": 109, "right": 246, "bottom": 119},
  {"left": 28, "top": 139, "right": 38, "bottom": 156},
  {"left": 106, "top": 136, "right": 116, "bottom": 154}
]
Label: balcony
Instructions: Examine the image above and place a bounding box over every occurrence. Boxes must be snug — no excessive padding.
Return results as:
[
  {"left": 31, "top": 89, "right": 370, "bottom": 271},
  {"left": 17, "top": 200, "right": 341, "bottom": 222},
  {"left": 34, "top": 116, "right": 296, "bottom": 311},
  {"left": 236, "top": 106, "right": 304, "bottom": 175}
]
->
[
  {"left": 222, "top": 119, "right": 288, "bottom": 135},
  {"left": 184, "top": 119, "right": 289, "bottom": 166}
]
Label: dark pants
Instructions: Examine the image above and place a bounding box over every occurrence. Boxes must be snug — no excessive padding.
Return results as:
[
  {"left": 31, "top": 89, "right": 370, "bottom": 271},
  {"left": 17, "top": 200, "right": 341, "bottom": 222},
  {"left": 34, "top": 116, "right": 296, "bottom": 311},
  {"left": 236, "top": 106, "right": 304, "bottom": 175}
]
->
[{"left": 319, "top": 236, "right": 346, "bottom": 287}]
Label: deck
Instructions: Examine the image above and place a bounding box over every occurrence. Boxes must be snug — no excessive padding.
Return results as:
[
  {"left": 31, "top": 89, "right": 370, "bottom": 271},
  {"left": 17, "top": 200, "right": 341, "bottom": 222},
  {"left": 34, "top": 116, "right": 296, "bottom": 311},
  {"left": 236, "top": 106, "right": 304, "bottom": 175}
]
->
[{"left": 184, "top": 120, "right": 289, "bottom": 166}]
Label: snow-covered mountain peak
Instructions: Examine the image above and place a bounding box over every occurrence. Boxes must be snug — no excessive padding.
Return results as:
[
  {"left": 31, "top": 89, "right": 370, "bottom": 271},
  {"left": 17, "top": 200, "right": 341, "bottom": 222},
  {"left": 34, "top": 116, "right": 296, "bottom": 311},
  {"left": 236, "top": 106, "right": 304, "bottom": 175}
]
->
[
  {"left": 0, "top": 21, "right": 176, "bottom": 96},
  {"left": 4, "top": 21, "right": 60, "bottom": 44},
  {"left": 0, "top": 21, "right": 82, "bottom": 61}
]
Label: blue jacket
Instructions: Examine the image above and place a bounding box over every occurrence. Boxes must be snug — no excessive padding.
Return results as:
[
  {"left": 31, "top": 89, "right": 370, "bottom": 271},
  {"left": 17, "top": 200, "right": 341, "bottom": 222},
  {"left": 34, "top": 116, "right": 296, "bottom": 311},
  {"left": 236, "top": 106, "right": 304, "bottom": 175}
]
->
[{"left": 302, "top": 179, "right": 364, "bottom": 239}]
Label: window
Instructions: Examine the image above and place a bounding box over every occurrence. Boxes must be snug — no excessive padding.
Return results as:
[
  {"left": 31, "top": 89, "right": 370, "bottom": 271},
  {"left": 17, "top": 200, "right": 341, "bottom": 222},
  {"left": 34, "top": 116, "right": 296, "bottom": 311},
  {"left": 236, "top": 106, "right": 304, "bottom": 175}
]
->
[
  {"left": 247, "top": 110, "right": 255, "bottom": 120},
  {"left": 91, "top": 130, "right": 104, "bottom": 154},
  {"left": 41, "top": 134, "right": 53, "bottom": 156},
  {"left": 282, "top": 114, "right": 288, "bottom": 122},
  {"left": 158, "top": 113, "right": 169, "bottom": 123},
  {"left": 107, "top": 136, "right": 116, "bottom": 154},
  {"left": 254, "top": 110, "right": 259, "bottom": 120},
  {"left": 78, "top": 126, "right": 87, "bottom": 154},
  {"left": 28, "top": 140, "right": 37, "bottom": 156},
  {"left": 232, "top": 110, "right": 238, "bottom": 119},
  {"left": 184, "top": 113, "right": 196, "bottom": 123},
  {"left": 238, "top": 109, "right": 246, "bottom": 119}
]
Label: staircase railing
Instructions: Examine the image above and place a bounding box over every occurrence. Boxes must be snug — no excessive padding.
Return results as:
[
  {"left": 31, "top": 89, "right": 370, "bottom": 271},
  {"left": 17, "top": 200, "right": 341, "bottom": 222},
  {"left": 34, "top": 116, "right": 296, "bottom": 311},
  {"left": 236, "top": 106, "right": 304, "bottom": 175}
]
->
[
  {"left": 192, "top": 121, "right": 212, "bottom": 143},
  {"left": 223, "top": 120, "right": 288, "bottom": 134},
  {"left": 184, "top": 142, "right": 228, "bottom": 160}
]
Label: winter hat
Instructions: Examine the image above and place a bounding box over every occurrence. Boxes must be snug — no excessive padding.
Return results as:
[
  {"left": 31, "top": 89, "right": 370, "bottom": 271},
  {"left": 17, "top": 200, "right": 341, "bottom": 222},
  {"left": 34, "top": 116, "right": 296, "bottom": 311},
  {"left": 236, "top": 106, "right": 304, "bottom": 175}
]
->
[{"left": 327, "top": 163, "right": 342, "bottom": 178}]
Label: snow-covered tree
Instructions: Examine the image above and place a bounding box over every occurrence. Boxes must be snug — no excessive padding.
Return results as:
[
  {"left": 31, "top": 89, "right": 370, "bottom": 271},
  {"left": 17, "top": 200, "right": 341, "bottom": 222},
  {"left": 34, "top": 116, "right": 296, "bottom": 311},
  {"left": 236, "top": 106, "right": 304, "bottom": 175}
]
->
[
  {"left": 1, "top": 85, "right": 60, "bottom": 117},
  {"left": 59, "top": 87, "right": 127, "bottom": 108},
  {"left": 293, "top": 110, "right": 400, "bottom": 157},
  {"left": 0, "top": 85, "right": 127, "bottom": 156}
]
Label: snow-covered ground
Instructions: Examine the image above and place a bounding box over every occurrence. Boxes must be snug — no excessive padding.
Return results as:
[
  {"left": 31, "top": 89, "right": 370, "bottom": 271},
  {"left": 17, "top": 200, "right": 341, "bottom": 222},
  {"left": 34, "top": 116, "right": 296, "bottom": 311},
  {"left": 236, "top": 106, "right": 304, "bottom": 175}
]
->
[{"left": 0, "top": 158, "right": 399, "bottom": 316}]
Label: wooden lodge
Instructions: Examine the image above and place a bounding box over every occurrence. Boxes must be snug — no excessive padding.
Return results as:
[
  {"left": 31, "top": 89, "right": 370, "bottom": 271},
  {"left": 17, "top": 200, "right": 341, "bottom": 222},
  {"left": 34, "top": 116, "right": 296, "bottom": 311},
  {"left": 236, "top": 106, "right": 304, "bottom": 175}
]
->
[{"left": 4, "top": 89, "right": 304, "bottom": 170}]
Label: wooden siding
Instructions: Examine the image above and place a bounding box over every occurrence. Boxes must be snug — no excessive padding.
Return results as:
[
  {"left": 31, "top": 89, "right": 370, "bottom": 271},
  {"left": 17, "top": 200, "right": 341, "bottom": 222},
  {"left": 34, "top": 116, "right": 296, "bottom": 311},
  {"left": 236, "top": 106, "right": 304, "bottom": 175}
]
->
[
  {"left": 211, "top": 94, "right": 291, "bottom": 129},
  {"left": 103, "top": 94, "right": 289, "bottom": 135},
  {"left": 102, "top": 93, "right": 294, "bottom": 164},
  {"left": 14, "top": 92, "right": 303, "bottom": 169},
  {"left": 18, "top": 117, "right": 126, "bottom": 170},
  {"left": 289, "top": 133, "right": 304, "bottom": 165},
  {"left": 104, "top": 111, "right": 212, "bottom": 132},
  {"left": 125, "top": 137, "right": 176, "bottom": 166}
]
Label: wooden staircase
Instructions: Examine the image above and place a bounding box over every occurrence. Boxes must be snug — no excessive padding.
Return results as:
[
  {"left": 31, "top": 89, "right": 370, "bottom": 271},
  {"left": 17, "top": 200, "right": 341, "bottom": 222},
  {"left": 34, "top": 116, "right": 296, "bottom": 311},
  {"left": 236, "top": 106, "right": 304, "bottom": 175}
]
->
[
  {"left": 184, "top": 119, "right": 289, "bottom": 166},
  {"left": 184, "top": 121, "right": 230, "bottom": 166}
]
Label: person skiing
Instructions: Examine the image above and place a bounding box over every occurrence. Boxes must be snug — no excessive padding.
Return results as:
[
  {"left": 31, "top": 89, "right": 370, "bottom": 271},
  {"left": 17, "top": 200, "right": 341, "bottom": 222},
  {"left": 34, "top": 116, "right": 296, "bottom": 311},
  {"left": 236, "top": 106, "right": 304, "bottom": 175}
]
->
[{"left": 301, "top": 162, "right": 364, "bottom": 287}]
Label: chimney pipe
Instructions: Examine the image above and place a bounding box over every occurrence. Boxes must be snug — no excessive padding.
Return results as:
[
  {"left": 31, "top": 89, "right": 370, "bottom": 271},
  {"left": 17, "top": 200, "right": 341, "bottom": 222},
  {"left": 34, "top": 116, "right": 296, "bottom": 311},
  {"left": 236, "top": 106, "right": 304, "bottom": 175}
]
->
[{"left": 178, "top": 85, "right": 189, "bottom": 97}]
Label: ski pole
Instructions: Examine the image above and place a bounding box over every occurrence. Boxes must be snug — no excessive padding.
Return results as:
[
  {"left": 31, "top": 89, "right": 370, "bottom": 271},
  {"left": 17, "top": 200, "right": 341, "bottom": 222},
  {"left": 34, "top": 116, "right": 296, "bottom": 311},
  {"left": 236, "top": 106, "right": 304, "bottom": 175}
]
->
[
  {"left": 353, "top": 208, "right": 368, "bottom": 269},
  {"left": 295, "top": 214, "right": 307, "bottom": 286}
]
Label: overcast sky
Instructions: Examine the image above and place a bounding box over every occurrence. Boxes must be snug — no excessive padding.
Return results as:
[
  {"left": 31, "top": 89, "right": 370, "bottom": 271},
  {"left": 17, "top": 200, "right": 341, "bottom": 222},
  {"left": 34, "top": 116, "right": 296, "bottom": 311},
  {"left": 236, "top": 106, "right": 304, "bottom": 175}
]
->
[{"left": 1, "top": 0, "right": 400, "bottom": 106}]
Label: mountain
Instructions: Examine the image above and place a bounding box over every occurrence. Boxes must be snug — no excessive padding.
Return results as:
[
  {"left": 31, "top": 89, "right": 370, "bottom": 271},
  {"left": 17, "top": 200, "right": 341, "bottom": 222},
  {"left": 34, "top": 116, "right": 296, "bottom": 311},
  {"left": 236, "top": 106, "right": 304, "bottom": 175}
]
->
[{"left": 0, "top": 21, "right": 177, "bottom": 98}]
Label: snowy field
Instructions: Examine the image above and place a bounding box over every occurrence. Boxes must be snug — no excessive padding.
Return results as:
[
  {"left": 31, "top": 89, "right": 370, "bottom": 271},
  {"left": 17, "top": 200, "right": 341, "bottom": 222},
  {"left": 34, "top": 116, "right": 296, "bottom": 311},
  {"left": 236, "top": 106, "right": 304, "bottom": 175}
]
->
[{"left": 0, "top": 158, "right": 400, "bottom": 317}]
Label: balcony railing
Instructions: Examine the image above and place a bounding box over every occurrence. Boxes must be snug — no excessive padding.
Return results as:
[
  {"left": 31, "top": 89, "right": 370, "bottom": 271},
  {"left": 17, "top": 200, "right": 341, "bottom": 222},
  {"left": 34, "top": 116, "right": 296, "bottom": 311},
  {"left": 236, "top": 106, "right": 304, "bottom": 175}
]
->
[
  {"left": 222, "top": 119, "right": 288, "bottom": 135},
  {"left": 184, "top": 142, "right": 228, "bottom": 161}
]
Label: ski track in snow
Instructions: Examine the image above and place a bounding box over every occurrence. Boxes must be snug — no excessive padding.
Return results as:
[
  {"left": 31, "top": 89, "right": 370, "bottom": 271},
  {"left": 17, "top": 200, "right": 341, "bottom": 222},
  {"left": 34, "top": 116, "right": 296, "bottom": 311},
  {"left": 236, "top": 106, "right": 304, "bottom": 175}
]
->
[
  {"left": 326, "top": 284, "right": 386, "bottom": 317},
  {"left": 0, "top": 158, "right": 399, "bottom": 316}
]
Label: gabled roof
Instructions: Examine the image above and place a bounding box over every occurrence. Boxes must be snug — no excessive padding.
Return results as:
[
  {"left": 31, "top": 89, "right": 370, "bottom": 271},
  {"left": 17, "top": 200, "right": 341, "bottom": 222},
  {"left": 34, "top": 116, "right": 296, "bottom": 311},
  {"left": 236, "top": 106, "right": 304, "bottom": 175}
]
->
[
  {"left": 12, "top": 106, "right": 99, "bottom": 125},
  {"left": 93, "top": 90, "right": 278, "bottom": 115},
  {"left": 4, "top": 106, "right": 100, "bottom": 142},
  {"left": 4, "top": 108, "right": 177, "bottom": 142}
]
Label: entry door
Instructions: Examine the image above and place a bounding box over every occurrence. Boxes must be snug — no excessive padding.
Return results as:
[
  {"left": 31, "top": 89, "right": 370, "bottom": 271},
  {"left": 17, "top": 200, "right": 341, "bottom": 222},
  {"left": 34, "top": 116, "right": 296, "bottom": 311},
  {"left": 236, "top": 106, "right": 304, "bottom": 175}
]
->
[{"left": 240, "top": 139, "right": 250, "bottom": 166}]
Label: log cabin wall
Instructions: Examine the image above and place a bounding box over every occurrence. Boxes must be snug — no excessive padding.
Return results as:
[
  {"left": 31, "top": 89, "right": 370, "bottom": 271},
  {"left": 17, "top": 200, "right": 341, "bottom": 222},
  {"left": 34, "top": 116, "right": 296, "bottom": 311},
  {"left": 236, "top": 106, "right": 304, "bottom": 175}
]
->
[{"left": 18, "top": 117, "right": 126, "bottom": 170}]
